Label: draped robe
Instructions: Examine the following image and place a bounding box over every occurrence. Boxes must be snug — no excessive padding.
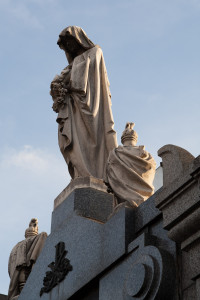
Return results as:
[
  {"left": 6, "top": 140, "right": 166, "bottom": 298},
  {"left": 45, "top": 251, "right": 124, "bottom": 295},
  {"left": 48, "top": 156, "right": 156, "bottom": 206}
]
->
[
  {"left": 106, "top": 145, "right": 156, "bottom": 207},
  {"left": 56, "top": 45, "right": 117, "bottom": 179}
]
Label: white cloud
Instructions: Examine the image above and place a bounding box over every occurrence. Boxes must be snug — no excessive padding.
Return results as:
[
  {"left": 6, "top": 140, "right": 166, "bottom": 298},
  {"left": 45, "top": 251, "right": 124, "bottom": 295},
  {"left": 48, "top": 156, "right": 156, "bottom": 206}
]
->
[
  {"left": 0, "top": 145, "right": 70, "bottom": 210},
  {"left": 1, "top": 145, "right": 55, "bottom": 173}
]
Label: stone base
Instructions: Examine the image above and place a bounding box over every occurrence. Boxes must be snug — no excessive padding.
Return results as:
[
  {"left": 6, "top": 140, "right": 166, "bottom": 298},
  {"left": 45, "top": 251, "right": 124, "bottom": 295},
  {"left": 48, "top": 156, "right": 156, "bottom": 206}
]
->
[
  {"left": 54, "top": 177, "right": 108, "bottom": 210},
  {"left": 18, "top": 186, "right": 177, "bottom": 300},
  {"left": 51, "top": 186, "right": 115, "bottom": 232}
]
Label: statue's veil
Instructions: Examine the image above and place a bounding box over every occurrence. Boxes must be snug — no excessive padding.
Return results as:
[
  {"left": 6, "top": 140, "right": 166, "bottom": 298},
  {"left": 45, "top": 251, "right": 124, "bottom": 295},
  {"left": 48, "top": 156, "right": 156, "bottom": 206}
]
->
[{"left": 58, "top": 26, "right": 95, "bottom": 50}]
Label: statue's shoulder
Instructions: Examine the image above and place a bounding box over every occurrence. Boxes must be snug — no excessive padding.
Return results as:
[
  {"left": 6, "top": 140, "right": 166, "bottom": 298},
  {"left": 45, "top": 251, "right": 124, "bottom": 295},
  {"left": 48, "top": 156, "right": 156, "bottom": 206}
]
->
[
  {"left": 83, "top": 46, "right": 103, "bottom": 60},
  {"left": 74, "top": 46, "right": 103, "bottom": 65}
]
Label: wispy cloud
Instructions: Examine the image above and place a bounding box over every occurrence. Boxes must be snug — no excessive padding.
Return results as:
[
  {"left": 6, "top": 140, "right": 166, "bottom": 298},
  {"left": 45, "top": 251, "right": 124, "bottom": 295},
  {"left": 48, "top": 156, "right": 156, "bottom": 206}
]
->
[
  {"left": 1, "top": 145, "right": 56, "bottom": 173},
  {"left": 0, "top": 145, "right": 70, "bottom": 201}
]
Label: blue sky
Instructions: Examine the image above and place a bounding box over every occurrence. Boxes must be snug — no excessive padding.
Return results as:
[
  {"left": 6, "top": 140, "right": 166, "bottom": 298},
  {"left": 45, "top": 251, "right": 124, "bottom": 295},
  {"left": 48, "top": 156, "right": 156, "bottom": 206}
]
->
[{"left": 0, "top": 0, "right": 200, "bottom": 295}]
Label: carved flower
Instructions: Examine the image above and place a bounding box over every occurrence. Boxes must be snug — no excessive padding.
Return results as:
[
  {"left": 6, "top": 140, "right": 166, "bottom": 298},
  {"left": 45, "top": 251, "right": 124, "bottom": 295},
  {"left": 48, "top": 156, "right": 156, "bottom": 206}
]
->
[{"left": 50, "top": 81, "right": 68, "bottom": 113}]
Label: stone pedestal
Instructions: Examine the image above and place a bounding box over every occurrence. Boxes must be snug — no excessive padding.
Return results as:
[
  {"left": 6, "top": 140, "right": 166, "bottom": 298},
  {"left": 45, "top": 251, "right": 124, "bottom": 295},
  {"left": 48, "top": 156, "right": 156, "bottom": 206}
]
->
[
  {"left": 54, "top": 177, "right": 109, "bottom": 210},
  {"left": 17, "top": 176, "right": 177, "bottom": 300}
]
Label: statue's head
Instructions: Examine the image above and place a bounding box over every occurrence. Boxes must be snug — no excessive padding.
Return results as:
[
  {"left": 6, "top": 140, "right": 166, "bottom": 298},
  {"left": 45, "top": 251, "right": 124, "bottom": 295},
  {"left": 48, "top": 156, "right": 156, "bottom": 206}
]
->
[
  {"left": 121, "top": 123, "right": 138, "bottom": 146},
  {"left": 25, "top": 218, "right": 38, "bottom": 238},
  {"left": 57, "top": 26, "right": 95, "bottom": 63}
]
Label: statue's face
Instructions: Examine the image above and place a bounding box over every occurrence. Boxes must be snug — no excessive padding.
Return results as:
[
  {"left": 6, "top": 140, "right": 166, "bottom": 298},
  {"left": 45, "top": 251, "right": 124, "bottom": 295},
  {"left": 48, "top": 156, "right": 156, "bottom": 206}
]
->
[{"left": 57, "top": 35, "right": 81, "bottom": 55}]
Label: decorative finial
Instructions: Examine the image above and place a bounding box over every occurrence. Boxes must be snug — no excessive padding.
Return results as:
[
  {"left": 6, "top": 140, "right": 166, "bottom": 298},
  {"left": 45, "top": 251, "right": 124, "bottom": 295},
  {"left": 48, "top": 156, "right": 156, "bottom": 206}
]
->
[{"left": 121, "top": 122, "right": 138, "bottom": 146}]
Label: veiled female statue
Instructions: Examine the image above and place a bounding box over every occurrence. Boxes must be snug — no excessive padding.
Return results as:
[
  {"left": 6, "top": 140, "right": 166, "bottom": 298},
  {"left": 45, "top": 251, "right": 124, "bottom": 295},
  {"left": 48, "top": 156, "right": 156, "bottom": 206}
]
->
[{"left": 50, "top": 26, "right": 117, "bottom": 179}]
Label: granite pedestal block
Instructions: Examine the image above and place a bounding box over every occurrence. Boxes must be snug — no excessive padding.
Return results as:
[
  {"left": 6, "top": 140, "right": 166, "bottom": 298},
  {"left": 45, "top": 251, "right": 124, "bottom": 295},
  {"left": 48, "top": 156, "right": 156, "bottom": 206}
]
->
[
  {"left": 53, "top": 177, "right": 109, "bottom": 210},
  {"left": 51, "top": 187, "right": 115, "bottom": 232}
]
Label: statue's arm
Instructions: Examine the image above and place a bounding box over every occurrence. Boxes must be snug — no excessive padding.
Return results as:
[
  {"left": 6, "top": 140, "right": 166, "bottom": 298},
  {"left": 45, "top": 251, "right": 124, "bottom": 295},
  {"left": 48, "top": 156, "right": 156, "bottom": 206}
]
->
[{"left": 69, "top": 55, "right": 91, "bottom": 95}]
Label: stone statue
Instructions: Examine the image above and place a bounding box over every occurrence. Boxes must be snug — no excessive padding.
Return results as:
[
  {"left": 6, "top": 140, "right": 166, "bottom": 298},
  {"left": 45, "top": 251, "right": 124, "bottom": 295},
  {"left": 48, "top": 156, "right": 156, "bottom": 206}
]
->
[
  {"left": 50, "top": 26, "right": 117, "bottom": 179},
  {"left": 8, "top": 219, "right": 47, "bottom": 300},
  {"left": 106, "top": 123, "right": 156, "bottom": 208}
]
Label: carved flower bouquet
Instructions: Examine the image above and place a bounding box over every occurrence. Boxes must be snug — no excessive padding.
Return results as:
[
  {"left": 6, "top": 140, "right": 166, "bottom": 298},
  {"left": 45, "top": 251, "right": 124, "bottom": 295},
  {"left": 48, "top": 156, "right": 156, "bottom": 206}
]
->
[{"left": 50, "top": 76, "right": 68, "bottom": 113}]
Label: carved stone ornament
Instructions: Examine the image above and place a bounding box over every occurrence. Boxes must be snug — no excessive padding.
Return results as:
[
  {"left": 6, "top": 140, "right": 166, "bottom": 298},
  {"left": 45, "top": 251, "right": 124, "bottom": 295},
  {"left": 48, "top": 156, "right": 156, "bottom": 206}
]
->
[{"left": 40, "top": 242, "right": 72, "bottom": 296}]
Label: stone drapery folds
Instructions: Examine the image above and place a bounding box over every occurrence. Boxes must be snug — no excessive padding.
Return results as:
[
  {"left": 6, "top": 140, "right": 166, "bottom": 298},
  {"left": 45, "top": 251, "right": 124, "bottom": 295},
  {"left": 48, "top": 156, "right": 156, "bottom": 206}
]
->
[{"left": 106, "top": 123, "right": 156, "bottom": 207}]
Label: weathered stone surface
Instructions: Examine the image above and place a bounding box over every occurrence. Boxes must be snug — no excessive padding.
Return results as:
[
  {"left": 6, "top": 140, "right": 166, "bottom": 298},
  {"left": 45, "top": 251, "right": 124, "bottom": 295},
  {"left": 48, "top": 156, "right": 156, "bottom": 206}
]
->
[
  {"left": 158, "top": 144, "right": 194, "bottom": 187},
  {"left": 54, "top": 177, "right": 108, "bottom": 209},
  {"left": 156, "top": 145, "right": 200, "bottom": 299},
  {"left": 154, "top": 154, "right": 199, "bottom": 234},
  {"left": 52, "top": 186, "right": 115, "bottom": 232}
]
